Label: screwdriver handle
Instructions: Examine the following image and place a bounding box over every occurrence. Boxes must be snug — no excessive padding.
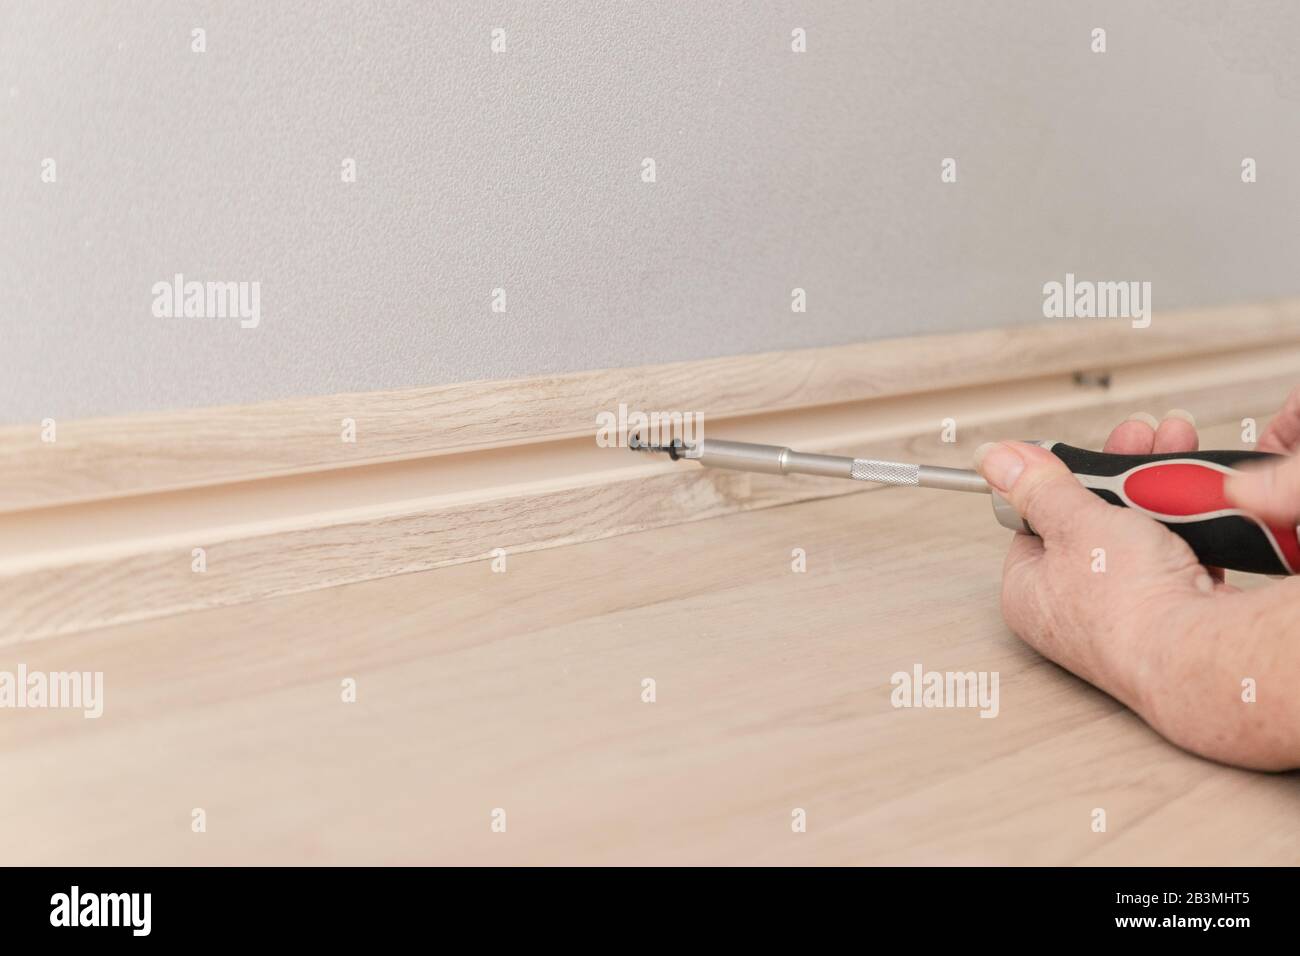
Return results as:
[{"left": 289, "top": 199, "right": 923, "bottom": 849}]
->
[{"left": 1033, "top": 443, "right": 1296, "bottom": 575}]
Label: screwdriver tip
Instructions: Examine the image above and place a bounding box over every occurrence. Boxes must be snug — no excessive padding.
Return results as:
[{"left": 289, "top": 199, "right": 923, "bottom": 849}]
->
[{"left": 628, "top": 433, "right": 689, "bottom": 460}]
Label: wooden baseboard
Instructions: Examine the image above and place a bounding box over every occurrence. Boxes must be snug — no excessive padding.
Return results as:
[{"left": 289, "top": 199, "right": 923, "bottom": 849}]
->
[
  {"left": 2, "top": 302, "right": 1299, "bottom": 644},
  {"left": 4, "top": 299, "right": 1300, "bottom": 514}
]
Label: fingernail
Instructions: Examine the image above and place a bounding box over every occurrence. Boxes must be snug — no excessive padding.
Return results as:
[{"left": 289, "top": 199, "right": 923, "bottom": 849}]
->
[
  {"left": 973, "top": 441, "right": 1026, "bottom": 492},
  {"left": 1163, "top": 408, "right": 1196, "bottom": 426},
  {"left": 1126, "top": 412, "right": 1159, "bottom": 428}
]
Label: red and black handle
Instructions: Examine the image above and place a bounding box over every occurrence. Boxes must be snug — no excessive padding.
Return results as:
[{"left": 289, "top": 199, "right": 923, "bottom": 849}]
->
[{"left": 1042, "top": 443, "right": 1296, "bottom": 575}]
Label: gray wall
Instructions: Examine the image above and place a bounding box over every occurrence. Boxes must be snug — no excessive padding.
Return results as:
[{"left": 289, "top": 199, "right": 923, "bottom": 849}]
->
[{"left": 3, "top": 0, "right": 1299, "bottom": 424}]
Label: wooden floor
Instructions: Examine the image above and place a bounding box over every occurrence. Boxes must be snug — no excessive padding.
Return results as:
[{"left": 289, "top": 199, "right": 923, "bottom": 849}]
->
[{"left": 4, "top": 438, "right": 1298, "bottom": 866}]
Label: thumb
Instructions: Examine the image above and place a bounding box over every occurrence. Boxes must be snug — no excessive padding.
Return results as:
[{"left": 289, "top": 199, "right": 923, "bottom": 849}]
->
[
  {"left": 973, "top": 441, "right": 1110, "bottom": 539},
  {"left": 1224, "top": 452, "right": 1300, "bottom": 525}
]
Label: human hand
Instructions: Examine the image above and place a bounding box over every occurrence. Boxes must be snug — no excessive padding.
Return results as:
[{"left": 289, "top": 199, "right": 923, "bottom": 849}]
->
[
  {"left": 1225, "top": 385, "right": 1300, "bottom": 523},
  {"left": 974, "top": 409, "right": 1300, "bottom": 770}
]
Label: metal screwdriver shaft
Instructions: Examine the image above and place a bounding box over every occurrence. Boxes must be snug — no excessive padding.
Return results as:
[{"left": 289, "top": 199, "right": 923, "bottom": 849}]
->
[
  {"left": 628, "top": 435, "right": 991, "bottom": 494},
  {"left": 627, "top": 432, "right": 1299, "bottom": 576}
]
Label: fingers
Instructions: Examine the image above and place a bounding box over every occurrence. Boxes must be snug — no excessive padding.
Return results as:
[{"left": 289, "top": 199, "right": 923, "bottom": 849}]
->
[
  {"left": 998, "top": 531, "right": 1044, "bottom": 624},
  {"left": 1153, "top": 409, "right": 1198, "bottom": 453},
  {"left": 1103, "top": 414, "right": 1157, "bottom": 454},
  {"left": 1258, "top": 384, "right": 1300, "bottom": 454},
  {"left": 1104, "top": 411, "right": 1221, "bottom": 579},
  {"left": 1000, "top": 520, "right": 1044, "bottom": 577},
  {"left": 1224, "top": 452, "right": 1300, "bottom": 524},
  {"left": 1227, "top": 379, "right": 1300, "bottom": 531},
  {"left": 973, "top": 440, "right": 1112, "bottom": 540},
  {"left": 1102, "top": 410, "right": 1198, "bottom": 456}
]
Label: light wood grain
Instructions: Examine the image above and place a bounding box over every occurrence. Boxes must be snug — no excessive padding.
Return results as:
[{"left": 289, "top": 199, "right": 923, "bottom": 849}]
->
[
  {"left": 2, "top": 420, "right": 1295, "bottom": 865},
  {"left": 3, "top": 299, "right": 1299, "bottom": 513},
  {"left": 3, "top": 342, "right": 1297, "bottom": 644}
]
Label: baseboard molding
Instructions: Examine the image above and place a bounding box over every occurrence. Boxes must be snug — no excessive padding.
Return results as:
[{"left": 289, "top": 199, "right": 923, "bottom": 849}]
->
[
  {"left": 2, "top": 303, "right": 1299, "bottom": 644},
  {"left": 3, "top": 299, "right": 1300, "bottom": 514}
]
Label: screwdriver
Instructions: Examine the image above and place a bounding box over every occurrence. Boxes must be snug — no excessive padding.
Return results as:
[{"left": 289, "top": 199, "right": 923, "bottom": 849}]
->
[{"left": 628, "top": 434, "right": 1297, "bottom": 575}]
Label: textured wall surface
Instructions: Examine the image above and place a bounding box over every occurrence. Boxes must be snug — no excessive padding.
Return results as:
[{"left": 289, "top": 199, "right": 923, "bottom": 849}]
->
[{"left": 2, "top": 0, "right": 1299, "bottom": 423}]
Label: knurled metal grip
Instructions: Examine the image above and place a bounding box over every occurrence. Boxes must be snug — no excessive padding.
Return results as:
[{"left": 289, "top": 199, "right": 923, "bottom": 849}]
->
[{"left": 850, "top": 459, "right": 919, "bottom": 485}]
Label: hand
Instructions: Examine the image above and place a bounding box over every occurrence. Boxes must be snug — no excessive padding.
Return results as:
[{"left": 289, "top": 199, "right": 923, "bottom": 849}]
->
[
  {"left": 974, "top": 407, "right": 1300, "bottom": 771},
  {"left": 1225, "top": 385, "right": 1300, "bottom": 522}
]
